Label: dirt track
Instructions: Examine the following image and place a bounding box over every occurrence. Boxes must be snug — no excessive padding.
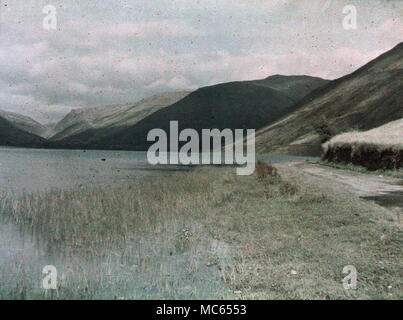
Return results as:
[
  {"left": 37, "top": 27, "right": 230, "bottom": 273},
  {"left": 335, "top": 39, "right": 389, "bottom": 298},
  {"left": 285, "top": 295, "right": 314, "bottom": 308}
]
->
[{"left": 277, "top": 161, "right": 403, "bottom": 225}]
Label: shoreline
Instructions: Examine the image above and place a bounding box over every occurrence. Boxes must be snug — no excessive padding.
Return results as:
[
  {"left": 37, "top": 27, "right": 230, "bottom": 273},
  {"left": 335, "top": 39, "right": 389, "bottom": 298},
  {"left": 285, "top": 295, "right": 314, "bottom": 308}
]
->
[{"left": 1, "top": 163, "right": 401, "bottom": 299}]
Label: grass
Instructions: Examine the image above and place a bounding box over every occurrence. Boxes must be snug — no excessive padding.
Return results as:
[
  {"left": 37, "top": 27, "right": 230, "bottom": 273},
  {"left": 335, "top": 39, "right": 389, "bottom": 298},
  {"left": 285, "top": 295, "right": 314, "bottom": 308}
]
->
[
  {"left": 319, "top": 160, "right": 403, "bottom": 179},
  {"left": 322, "top": 119, "right": 402, "bottom": 170},
  {"left": 0, "top": 163, "right": 401, "bottom": 299},
  {"left": 324, "top": 119, "right": 403, "bottom": 150}
]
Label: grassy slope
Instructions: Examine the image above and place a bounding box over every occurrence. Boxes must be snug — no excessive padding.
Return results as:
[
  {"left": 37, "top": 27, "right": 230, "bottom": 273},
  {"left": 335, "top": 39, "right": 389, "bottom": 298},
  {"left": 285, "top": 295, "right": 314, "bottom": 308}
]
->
[
  {"left": 1, "top": 165, "right": 400, "bottom": 299},
  {"left": 322, "top": 119, "right": 403, "bottom": 170},
  {"left": 324, "top": 119, "right": 403, "bottom": 150},
  {"left": 58, "top": 75, "right": 328, "bottom": 150},
  {"left": 255, "top": 42, "right": 403, "bottom": 156}
]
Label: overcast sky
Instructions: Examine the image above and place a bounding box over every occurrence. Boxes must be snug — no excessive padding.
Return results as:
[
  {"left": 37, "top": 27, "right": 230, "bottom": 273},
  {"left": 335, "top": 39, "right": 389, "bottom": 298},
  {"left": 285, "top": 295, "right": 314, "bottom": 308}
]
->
[{"left": 0, "top": 0, "right": 402, "bottom": 123}]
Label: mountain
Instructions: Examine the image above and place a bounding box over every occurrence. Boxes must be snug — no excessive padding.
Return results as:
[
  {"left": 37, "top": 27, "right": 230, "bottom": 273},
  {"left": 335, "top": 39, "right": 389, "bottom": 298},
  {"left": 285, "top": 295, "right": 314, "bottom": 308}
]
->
[
  {"left": 58, "top": 75, "right": 329, "bottom": 150},
  {"left": 50, "top": 91, "right": 190, "bottom": 141},
  {"left": 0, "top": 116, "right": 48, "bottom": 147},
  {"left": 255, "top": 42, "right": 403, "bottom": 156},
  {"left": 40, "top": 123, "right": 58, "bottom": 138},
  {"left": 0, "top": 110, "right": 48, "bottom": 137}
]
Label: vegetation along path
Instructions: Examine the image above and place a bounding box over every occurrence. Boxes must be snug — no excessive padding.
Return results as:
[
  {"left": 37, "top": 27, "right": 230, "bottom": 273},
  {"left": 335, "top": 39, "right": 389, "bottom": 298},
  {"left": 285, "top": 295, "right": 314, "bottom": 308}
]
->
[{"left": 277, "top": 161, "right": 403, "bottom": 226}]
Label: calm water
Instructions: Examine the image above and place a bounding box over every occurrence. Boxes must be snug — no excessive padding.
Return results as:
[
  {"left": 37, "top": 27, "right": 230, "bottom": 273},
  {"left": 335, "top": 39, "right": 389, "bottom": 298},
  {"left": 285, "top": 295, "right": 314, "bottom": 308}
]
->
[
  {"left": 0, "top": 147, "right": 318, "bottom": 298},
  {"left": 0, "top": 147, "right": 318, "bottom": 195},
  {"left": 0, "top": 147, "right": 166, "bottom": 195}
]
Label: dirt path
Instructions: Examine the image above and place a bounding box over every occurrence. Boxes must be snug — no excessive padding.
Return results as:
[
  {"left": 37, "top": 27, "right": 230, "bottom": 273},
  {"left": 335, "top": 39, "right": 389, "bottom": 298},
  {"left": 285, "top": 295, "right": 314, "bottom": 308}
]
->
[{"left": 277, "top": 161, "right": 402, "bottom": 223}]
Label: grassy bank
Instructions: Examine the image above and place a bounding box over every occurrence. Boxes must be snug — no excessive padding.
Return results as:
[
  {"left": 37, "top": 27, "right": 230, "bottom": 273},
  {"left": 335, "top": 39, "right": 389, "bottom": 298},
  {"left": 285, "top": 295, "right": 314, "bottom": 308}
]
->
[
  {"left": 0, "top": 163, "right": 401, "bottom": 299},
  {"left": 319, "top": 161, "right": 403, "bottom": 179},
  {"left": 322, "top": 119, "right": 403, "bottom": 170}
]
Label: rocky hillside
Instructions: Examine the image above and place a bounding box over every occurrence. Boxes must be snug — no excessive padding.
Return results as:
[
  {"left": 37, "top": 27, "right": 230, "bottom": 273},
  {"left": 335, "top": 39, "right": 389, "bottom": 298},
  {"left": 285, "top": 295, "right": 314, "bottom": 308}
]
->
[
  {"left": 59, "top": 75, "right": 328, "bottom": 150},
  {"left": 255, "top": 42, "right": 403, "bottom": 156}
]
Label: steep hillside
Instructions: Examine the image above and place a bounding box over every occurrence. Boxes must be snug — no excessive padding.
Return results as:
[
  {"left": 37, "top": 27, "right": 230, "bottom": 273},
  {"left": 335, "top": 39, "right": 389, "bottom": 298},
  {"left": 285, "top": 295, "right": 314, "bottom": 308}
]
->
[
  {"left": 0, "top": 110, "right": 47, "bottom": 137},
  {"left": 0, "top": 116, "right": 48, "bottom": 147},
  {"left": 50, "top": 91, "right": 190, "bottom": 141},
  {"left": 60, "top": 75, "right": 328, "bottom": 150},
  {"left": 255, "top": 42, "right": 403, "bottom": 156}
]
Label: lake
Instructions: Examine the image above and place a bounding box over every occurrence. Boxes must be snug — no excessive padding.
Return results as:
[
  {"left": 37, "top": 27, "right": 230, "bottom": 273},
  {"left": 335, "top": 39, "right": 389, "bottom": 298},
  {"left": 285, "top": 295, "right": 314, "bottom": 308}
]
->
[
  {"left": 0, "top": 147, "right": 169, "bottom": 195},
  {"left": 0, "top": 147, "right": 318, "bottom": 195},
  {"left": 0, "top": 147, "right": 318, "bottom": 298}
]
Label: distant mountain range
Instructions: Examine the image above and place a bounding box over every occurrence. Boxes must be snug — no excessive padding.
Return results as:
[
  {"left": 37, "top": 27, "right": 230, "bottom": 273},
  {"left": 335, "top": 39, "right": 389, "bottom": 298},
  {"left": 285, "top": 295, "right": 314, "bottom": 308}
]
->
[
  {"left": 0, "top": 110, "right": 52, "bottom": 138},
  {"left": 255, "top": 42, "right": 403, "bottom": 155},
  {"left": 0, "top": 115, "right": 47, "bottom": 147},
  {"left": 0, "top": 42, "right": 401, "bottom": 155},
  {"left": 49, "top": 91, "right": 190, "bottom": 141},
  {"left": 56, "top": 75, "right": 328, "bottom": 150}
]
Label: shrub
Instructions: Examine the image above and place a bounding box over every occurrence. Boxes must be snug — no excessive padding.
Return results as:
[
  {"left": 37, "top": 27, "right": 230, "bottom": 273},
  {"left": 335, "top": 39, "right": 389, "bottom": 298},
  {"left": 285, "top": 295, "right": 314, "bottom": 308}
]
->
[{"left": 256, "top": 160, "right": 278, "bottom": 180}]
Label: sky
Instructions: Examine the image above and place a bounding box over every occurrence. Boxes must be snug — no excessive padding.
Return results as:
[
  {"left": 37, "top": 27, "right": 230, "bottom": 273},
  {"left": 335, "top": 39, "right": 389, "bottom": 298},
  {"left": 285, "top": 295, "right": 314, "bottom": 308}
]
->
[{"left": 0, "top": 0, "right": 402, "bottom": 123}]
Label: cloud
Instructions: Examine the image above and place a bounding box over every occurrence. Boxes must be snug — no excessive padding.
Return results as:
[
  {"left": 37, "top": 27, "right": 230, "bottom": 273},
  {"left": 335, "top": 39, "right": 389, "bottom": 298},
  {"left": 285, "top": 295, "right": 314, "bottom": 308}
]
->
[
  {"left": 0, "top": 0, "right": 401, "bottom": 123},
  {"left": 101, "top": 20, "right": 202, "bottom": 38}
]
